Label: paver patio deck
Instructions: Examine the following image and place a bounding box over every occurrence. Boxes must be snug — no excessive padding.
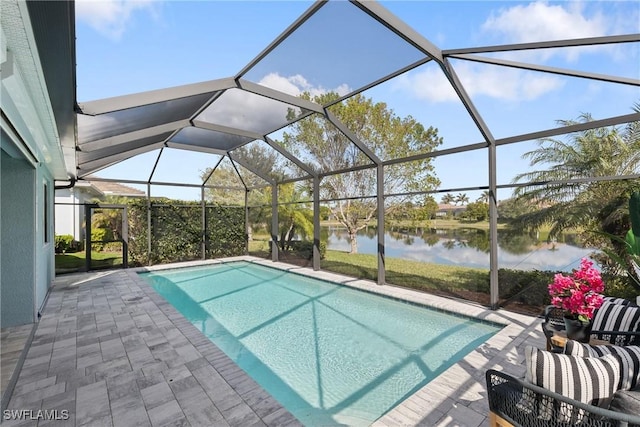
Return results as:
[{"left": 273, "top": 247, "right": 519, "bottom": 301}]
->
[{"left": 1, "top": 256, "right": 545, "bottom": 426}]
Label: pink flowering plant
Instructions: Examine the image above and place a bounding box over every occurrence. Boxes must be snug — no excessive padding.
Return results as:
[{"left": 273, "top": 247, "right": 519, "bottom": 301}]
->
[{"left": 548, "top": 258, "right": 605, "bottom": 323}]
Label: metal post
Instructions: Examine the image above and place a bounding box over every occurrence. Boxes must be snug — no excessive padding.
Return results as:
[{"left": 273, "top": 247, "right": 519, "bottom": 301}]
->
[
  {"left": 313, "top": 177, "right": 320, "bottom": 271},
  {"left": 271, "top": 184, "right": 279, "bottom": 262},
  {"left": 245, "top": 190, "right": 250, "bottom": 255},
  {"left": 84, "top": 204, "right": 92, "bottom": 272},
  {"left": 121, "top": 207, "right": 128, "bottom": 268},
  {"left": 377, "top": 164, "right": 385, "bottom": 285},
  {"left": 147, "top": 183, "right": 152, "bottom": 266},
  {"left": 488, "top": 144, "right": 499, "bottom": 309},
  {"left": 201, "top": 187, "right": 206, "bottom": 260}
]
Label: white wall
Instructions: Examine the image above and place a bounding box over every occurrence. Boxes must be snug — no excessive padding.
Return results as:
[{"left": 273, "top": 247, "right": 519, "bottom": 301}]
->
[{"left": 55, "top": 188, "right": 83, "bottom": 241}]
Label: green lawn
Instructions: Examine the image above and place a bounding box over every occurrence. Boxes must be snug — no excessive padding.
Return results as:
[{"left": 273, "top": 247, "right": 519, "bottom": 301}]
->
[
  {"left": 322, "top": 249, "right": 489, "bottom": 294},
  {"left": 55, "top": 251, "right": 123, "bottom": 271}
]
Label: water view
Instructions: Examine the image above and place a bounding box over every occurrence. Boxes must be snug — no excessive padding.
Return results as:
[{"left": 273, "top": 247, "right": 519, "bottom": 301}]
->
[{"left": 324, "top": 226, "right": 597, "bottom": 272}]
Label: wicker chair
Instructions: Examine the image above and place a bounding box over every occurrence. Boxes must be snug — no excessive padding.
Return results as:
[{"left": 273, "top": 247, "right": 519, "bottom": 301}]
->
[
  {"left": 542, "top": 299, "right": 640, "bottom": 351},
  {"left": 486, "top": 369, "right": 640, "bottom": 427}
]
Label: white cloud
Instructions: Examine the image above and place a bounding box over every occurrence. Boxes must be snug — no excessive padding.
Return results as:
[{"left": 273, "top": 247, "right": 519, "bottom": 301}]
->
[
  {"left": 481, "top": 1, "right": 608, "bottom": 62},
  {"left": 197, "top": 73, "right": 352, "bottom": 135},
  {"left": 393, "top": 67, "right": 457, "bottom": 102},
  {"left": 257, "top": 73, "right": 351, "bottom": 98},
  {"left": 75, "top": 0, "right": 160, "bottom": 41},
  {"left": 483, "top": 2, "right": 607, "bottom": 42},
  {"left": 394, "top": 63, "right": 564, "bottom": 103}
]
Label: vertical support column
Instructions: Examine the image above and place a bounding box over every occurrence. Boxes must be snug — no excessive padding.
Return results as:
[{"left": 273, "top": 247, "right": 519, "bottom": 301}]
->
[
  {"left": 147, "top": 183, "right": 152, "bottom": 266},
  {"left": 84, "top": 204, "right": 92, "bottom": 272},
  {"left": 377, "top": 164, "right": 385, "bottom": 285},
  {"left": 201, "top": 187, "right": 206, "bottom": 260},
  {"left": 244, "top": 190, "right": 250, "bottom": 255},
  {"left": 313, "top": 176, "right": 320, "bottom": 271},
  {"left": 488, "top": 144, "right": 499, "bottom": 309},
  {"left": 271, "top": 184, "right": 279, "bottom": 262},
  {"left": 121, "top": 207, "right": 129, "bottom": 268}
]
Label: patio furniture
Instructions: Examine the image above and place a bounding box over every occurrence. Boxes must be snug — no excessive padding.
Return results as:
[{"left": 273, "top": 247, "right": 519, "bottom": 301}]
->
[
  {"left": 486, "top": 341, "right": 640, "bottom": 427},
  {"left": 542, "top": 297, "right": 640, "bottom": 351},
  {"left": 486, "top": 369, "right": 640, "bottom": 427}
]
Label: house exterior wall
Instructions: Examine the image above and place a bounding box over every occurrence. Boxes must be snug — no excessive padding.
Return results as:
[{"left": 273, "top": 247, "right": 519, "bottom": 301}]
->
[
  {"left": 35, "top": 167, "right": 55, "bottom": 314},
  {"left": 1, "top": 152, "right": 36, "bottom": 327},
  {"left": 55, "top": 188, "right": 84, "bottom": 241},
  {"left": 1, "top": 1, "right": 62, "bottom": 327}
]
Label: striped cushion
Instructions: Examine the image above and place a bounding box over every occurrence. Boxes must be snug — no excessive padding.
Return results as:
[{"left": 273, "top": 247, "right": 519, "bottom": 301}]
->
[
  {"left": 603, "top": 296, "right": 638, "bottom": 307},
  {"left": 564, "top": 340, "right": 640, "bottom": 390},
  {"left": 591, "top": 302, "right": 640, "bottom": 345},
  {"left": 524, "top": 346, "right": 621, "bottom": 422}
]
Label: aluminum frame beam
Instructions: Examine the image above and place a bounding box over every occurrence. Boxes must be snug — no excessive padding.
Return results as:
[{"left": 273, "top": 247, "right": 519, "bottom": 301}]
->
[
  {"left": 264, "top": 136, "right": 317, "bottom": 178},
  {"left": 78, "top": 119, "right": 190, "bottom": 151},
  {"left": 324, "top": 109, "right": 381, "bottom": 165},
  {"left": 443, "top": 34, "right": 640, "bottom": 55},
  {"left": 451, "top": 53, "right": 640, "bottom": 87},
  {"left": 78, "top": 142, "right": 165, "bottom": 177},
  {"left": 192, "top": 120, "right": 264, "bottom": 141},
  {"left": 78, "top": 78, "right": 236, "bottom": 115},
  {"left": 237, "top": 79, "right": 324, "bottom": 114},
  {"left": 235, "top": 1, "right": 326, "bottom": 80},
  {"left": 352, "top": 0, "right": 442, "bottom": 63}
]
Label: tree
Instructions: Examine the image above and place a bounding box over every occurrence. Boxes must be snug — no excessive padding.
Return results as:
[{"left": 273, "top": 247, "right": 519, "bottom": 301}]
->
[
  {"left": 89, "top": 195, "right": 130, "bottom": 246},
  {"left": 441, "top": 193, "right": 455, "bottom": 205},
  {"left": 201, "top": 145, "right": 281, "bottom": 206},
  {"left": 497, "top": 197, "right": 538, "bottom": 222},
  {"left": 511, "top": 110, "right": 640, "bottom": 239},
  {"left": 455, "top": 193, "right": 469, "bottom": 206},
  {"left": 281, "top": 92, "right": 442, "bottom": 253},
  {"left": 462, "top": 201, "right": 489, "bottom": 222},
  {"left": 202, "top": 165, "right": 246, "bottom": 206},
  {"left": 419, "top": 196, "right": 439, "bottom": 220},
  {"left": 509, "top": 107, "right": 640, "bottom": 288},
  {"left": 259, "top": 183, "right": 314, "bottom": 251},
  {"left": 477, "top": 190, "right": 490, "bottom": 203}
]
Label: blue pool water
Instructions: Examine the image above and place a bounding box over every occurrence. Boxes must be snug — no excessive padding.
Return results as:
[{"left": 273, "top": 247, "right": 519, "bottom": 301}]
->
[{"left": 141, "top": 261, "right": 500, "bottom": 426}]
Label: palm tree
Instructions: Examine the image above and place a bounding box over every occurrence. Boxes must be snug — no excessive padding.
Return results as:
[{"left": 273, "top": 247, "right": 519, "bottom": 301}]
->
[
  {"left": 455, "top": 193, "right": 469, "bottom": 206},
  {"left": 477, "top": 190, "right": 490, "bottom": 203},
  {"left": 511, "top": 107, "right": 640, "bottom": 239},
  {"left": 264, "top": 183, "right": 314, "bottom": 251},
  {"left": 441, "top": 193, "right": 455, "bottom": 205}
]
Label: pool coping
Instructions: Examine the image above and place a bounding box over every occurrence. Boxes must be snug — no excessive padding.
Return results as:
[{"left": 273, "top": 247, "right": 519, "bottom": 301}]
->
[{"left": 133, "top": 255, "right": 547, "bottom": 426}]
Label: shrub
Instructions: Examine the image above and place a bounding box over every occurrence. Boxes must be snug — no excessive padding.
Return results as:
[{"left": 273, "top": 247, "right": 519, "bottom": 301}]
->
[
  {"left": 102, "top": 242, "right": 122, "bottom": 253},
  {"left": 498, "top": 268, "right": 555, "bottom": 308},
  {"left": 54, "top": 234, "right": 77, "bottom": 253},
  {"left": 91, "top": 227, "right": 113, "bottom": 251},
  {"left": 275, "top": 240, "right": 327, "bottom": 260}
]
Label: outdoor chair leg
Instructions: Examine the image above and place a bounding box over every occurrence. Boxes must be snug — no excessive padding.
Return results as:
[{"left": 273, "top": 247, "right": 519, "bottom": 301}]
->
[{"left": 489, "top": 411, "right": 514, "bottom": 427}]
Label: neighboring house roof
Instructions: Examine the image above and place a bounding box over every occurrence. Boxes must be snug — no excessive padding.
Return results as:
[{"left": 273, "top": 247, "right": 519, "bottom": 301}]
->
[
  {"left": 437, "top": 204, "right": 465, "bottom": 211},
  {"left": 76, "top": 177, "right": 146, "bottom": 198},
  {"left": 90, "top": 181, "right": 145, "bottom": 197}
]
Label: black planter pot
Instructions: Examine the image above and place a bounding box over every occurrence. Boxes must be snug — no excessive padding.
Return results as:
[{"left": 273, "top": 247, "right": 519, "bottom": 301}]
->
[{"left": 564, "top": 316, "right": 593, "bottom": 343}]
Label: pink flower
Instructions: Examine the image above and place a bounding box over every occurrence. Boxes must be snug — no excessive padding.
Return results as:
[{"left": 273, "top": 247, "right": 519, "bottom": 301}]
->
[{"left": 548, "top": 258, "right": 605, "bottom": 322}]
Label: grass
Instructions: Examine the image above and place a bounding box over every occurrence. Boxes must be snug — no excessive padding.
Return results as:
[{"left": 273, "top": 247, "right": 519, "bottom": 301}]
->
[
  {"left": 248, "top": 238, "right": 490, "bottom": 296},
  {"left": 55, "top": 251, "right": 123, "bottom": 271},
  {"left": 322, "top": 250, "right": 489, "bottom": 294}
]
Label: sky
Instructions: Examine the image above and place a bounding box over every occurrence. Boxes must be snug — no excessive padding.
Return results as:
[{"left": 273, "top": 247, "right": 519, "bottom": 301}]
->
[{"left": 74, "top": 0, "right": 640, "bottom": 202}]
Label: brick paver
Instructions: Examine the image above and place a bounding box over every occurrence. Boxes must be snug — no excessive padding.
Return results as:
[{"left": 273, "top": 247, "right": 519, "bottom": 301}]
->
[{"left": 2, "top": 257, "right": 544, "bottom": 426}]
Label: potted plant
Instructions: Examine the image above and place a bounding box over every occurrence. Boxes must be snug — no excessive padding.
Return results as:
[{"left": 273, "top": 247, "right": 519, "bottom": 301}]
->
[
  {"left": 600, "top": 191, "right": 640, "bottom": 304},
  {"left": 548, "top": 258, "right": 605, "bottom": 342}
]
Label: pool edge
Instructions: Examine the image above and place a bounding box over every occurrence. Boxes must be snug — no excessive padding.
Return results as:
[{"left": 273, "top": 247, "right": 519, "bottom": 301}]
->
[{"left": 133, "top": 256, "right": 545, "bottom": 426}]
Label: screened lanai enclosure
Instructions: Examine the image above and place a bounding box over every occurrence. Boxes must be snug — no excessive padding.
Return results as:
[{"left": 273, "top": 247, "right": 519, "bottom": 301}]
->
[{"left": 63, "top": 1, "right": 640, "bottom": 313}]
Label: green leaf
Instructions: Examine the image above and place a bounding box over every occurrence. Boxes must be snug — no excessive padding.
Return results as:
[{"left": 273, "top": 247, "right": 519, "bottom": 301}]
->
[{"left": 626, "top": 229, "right": 640, "bottom": 256}]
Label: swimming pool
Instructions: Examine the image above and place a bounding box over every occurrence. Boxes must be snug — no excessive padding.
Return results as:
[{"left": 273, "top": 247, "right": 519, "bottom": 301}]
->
[{"left": 141, "top": 261, "right": 500, "bottom": 426}]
